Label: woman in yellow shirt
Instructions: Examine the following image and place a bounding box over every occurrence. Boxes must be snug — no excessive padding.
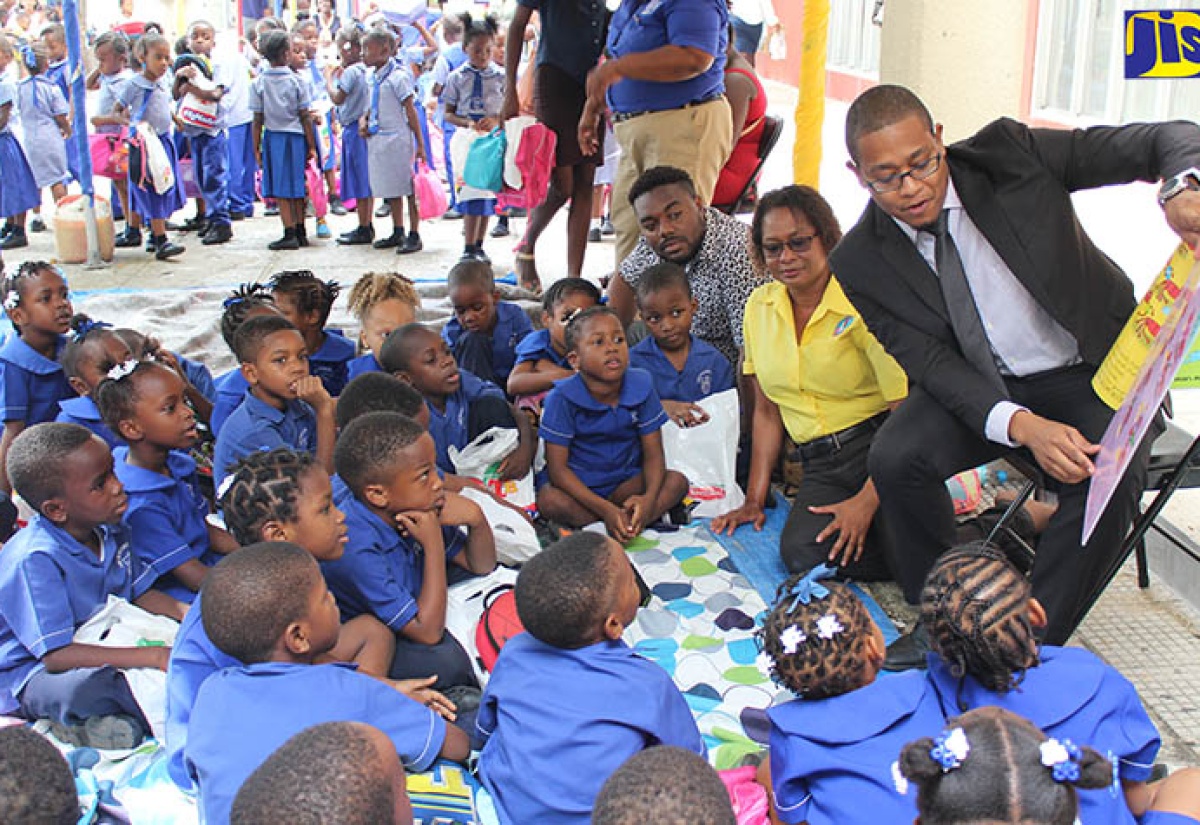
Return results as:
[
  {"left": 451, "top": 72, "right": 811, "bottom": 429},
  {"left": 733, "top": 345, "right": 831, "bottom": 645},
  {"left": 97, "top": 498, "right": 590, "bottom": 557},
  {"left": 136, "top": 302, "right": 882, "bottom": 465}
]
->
[{"left": 712, "top": 185, "right": 907, "bottom": 579}]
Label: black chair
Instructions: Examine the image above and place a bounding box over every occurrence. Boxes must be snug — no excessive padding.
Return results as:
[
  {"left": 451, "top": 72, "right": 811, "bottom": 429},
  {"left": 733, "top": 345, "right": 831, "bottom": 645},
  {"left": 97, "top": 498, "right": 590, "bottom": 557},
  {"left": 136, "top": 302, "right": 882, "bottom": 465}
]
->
[{"left": 714, "top": 114, "right": 784, "bottom": 216}]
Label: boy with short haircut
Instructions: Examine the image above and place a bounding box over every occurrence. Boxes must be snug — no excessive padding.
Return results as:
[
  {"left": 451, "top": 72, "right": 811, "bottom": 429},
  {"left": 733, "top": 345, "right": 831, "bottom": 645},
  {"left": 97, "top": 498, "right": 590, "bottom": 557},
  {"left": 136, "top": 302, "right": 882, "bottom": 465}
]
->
[
  {"left": 506, "top": 277, "right": 600, "bottom": 414},
  {"left": 537, "top": 307, "right": 689, "bottom": 541},
  {"left": 477, "top": 532, "right": 703, "bottom": 824},
  {"left": 380, "top": 323, "right": 535, "bottom": 478},
  {"left": 184, "top": 541, "right": 468, "bottom": 824},
  {"left": 336, "top": 371, "right": 429, "bottom": 430},
  {"left": 0, "top": 725, "right": 80, "bottom": 825},
  {"left": 631, "top": 262, "right": 735, "bottom": 427},
  {"left": 322, "top": 412, "right": 496, "bottom": 689},
  {"left": 440, "top": 260, "right": 533, "bottom": 388},
  {"left": 212, "top": 314, "right": 335, "bottom": 487},
  {"left": 0, "top": 424, "right": 184, "bottom": 748},
  {"left": 593, "top": 746, "right": 737, "bottom": 825}
]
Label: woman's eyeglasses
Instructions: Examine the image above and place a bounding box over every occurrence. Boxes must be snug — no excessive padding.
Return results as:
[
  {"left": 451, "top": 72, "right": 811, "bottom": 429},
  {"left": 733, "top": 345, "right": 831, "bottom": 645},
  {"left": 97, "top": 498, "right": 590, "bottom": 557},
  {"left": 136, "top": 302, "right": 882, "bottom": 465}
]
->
[{"left": 762, "top": 233, "right": 819, "bottom": 259}]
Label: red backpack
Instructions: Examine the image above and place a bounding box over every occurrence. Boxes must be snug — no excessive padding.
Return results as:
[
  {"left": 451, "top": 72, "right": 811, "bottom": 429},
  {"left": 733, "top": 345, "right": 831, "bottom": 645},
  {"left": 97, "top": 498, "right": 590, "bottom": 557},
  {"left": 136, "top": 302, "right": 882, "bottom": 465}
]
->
[{"left": 475, "top": 585, "right": 525, "bottom": 672}]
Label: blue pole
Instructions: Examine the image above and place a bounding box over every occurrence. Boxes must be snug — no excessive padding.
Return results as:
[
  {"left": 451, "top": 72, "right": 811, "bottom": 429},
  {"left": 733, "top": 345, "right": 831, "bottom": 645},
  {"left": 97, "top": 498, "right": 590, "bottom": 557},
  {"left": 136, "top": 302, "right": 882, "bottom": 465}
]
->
[{"left": 62, "top": 0, "right": 103, "bottom": 265}]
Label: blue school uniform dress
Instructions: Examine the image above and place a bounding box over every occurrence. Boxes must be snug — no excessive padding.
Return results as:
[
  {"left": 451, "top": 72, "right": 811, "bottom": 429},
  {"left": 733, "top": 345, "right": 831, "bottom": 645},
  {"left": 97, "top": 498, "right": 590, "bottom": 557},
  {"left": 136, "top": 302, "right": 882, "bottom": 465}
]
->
[
  {"left": 442, "top": 61, "right": 505, "bottom": 215},
  {"left": 209, "top": 369, "right": 248, "bottom": 437},
  {"left": 115, "top": 448, "right": 216, "bottom": 605},
  {"left": 222, "top": 51, "right": 257, "bottom": 217},
  {"left": 346, "top": 352, "right": 382, "bottom": 381},
  {"left": 17, "top": 75, "right": 68, "bottom": 189},
  {"left": 336, "top": 61, "right": 371, "bottom": 201},
  {"left": 181, "top": 55, "right": 233, "bottom": 229},
  {"left": 164, "top": 595, "right": 238, "bottom": 790},
  {"left": 212, "top": 390, "right": 317, "bottom": 488},
  {"left": 432, "top": 43, "right": 467, "bottom": 209},
  {"left": 629, "top": 334, "right": 735, "bottom": 403},
  {"left": 45, "top": 59, "right": 79, "bottom": 183},
  {"left": 366, "top": 59, "right": 417, "bottom": 199},
  {"left": 308, "top": 329, "right": 356, "bottom": 397},
  {"left": 539, "top": 368, "right": 668, "bottom": 497},
  {"left": 55, "top": 396, "right": 121, "bottom": 448},
  {"left": 117, "top": 75, "right": 187, "bottom": 220},
  {"left": 0, "top": 81, "right": 41, "bottom": 218},
  {"left": 0, "top": 516, "right": 152, "bottom": 717},
  {"left": 442, "top": 301, "right": 533, "bottom": 388},
  {"left": 0, "top": 334, "right": 72, "bottom": 426},
  {"left": 477, "top": 633, "right": 704, "bottom": 825},
  {"left": 321, "top": 476, "right": 466, "bottom": 630},
  {"left": 768, "top": 670, "right": 942, "bottom": 825},
  {"left": 926, "top": 647, "right": 1160, "bottom": 825},
  {"left": 249, "top": 67, "right": 311, "bottom": 200},
  {"left": 427, "top": 368, "right": 507, "bottom": 473},
  {"left": 185, "top": 661, "right": 446, "bottom": 825},
  {"left": 513, "top": 327, "right": 568, "bottom": 369}
]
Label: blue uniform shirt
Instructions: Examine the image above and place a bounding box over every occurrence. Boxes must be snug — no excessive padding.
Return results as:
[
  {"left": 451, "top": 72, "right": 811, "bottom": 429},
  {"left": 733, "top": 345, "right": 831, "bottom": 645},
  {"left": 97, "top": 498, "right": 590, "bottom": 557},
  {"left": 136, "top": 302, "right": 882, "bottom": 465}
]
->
[
  {"left": 177, "top": 353, "right": 216, "bottom": 402},
  {"left": 926, "top": 647, "right": 1160, "bottom": 825},
  {"left": 539, "top": 368, "right": 667, "bottom": 497},
  {"left": 335, "top": 61, "right": 370, "bottom": 126},
  {"left": 426, "top": 369, "right": 506, "bottom": 473},
  {"left": 116, "top": 74, "right": 176, "bottom": 136},
  {"left": 0, "top": 517, "right": 149, "bottom": 712},
  {"left": 55, "top": 396, "right": 121, "bottom": 448},
  {"left": 0, "top": 333, "right": 72, "bottom": 424},
  {"left": 442, "top": 61, "right": 505, "bottom": 121},
  {"left": 346, "top": 352, "right": 382, "bottom": 381},
  {"left": 46, "top": 59, "right": 69, "bottom": 102},
  {"left": 249, "top": 67, "right": 312, "bottom": 134},
  {"left": 512, "top": 327, "right": 568, "bottom": 368},
  {"left": 321, "top": 476, "right": 465, "bottom": 631},
  {"left": 186, "top": 661, "right": 446, "bottom": 825},
  {"left": 209, "top": 369, "right": 248, "bottom": 437},
  {"left": 629, "top": 334, "right": 735, "bottom": 403},
  {"left": 478, "top": 633, "right": 703, "bottom": 825},
  {"left": 212, "top": 389, "right": 317, "bottom": 488},
  {"left": 441, "top": 302, "right": 533, "bottom": 388},
  {"left": 115, "top": 448, "right": 215, "bottom": 605},
  {"left": 606, "top": 0, "right": 727, "bottom": 114},
  {"left": 308, "top": 329, "right": 356, "bottom": 397},
  {"left": 767, "top": 670, "right": 943, "bottom": 825}
]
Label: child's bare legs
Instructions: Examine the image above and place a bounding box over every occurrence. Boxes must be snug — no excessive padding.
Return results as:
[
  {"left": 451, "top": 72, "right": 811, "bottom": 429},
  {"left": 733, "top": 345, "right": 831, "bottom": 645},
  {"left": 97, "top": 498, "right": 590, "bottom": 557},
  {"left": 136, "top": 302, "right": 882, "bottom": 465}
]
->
[
  {"left": 610, "top": 471, "right": 689, "bottom": 526},
  {"left": 323, "top": 167, "right": 338, "bottom": 201},
  {"left": 49, "top": 182, "right": 66, "bottom": 204},
  {"left": 356, "top": 196, "right": 373, "bottom": 228},
  {"left": 405, "top": 194, "right": 419, "bottom": 235},
  {"left": 536, "top": 483, "right": 604, "bottom": 528},
  {"left": 321, "top": 614, "right": 396, "bottom": 678}
]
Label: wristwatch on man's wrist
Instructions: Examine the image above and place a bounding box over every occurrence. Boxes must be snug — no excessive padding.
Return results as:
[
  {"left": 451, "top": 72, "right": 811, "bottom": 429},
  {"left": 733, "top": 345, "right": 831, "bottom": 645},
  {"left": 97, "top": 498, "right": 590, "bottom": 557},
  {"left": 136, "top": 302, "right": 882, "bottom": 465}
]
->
[{"left": 1158, "top": 167, "right": 1200, "bottom": 205}]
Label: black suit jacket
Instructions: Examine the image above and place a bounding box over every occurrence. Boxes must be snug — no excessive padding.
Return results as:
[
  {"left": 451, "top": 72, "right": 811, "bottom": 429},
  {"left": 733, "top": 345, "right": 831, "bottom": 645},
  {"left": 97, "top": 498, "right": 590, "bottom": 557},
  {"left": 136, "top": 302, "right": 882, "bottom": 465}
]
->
[{"left": 830, "top": 117, "right": 1200, "bottom": 436}]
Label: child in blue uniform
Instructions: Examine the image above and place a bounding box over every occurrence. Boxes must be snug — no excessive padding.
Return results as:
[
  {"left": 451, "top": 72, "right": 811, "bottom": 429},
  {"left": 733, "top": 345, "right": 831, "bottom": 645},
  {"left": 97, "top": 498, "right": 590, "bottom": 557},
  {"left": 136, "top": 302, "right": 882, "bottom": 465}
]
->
[
  {"left": 537, "top": 307, "right": 688, "bottom": 541},
  {"left": 0, "top": 51, "right": 42, "bottom": 251},
  {"left": 380, "top": 323, "right": 534, "bottom": 478},
  {"left": 321, "top": 412, "right": 496, "bottom": 690},
  {"left": 630, "top": 262, "right": 735, "bottom": 426},
  {"left": 56, "top": 319, "right": 135, "bottom": 448},
  {"left": 593, "top": 746, "right": 737, "bottom": 825},
  {"left": 114, "top": 33, "right": 186, "bottom": 260},
  {"left": 345, "top": 271, "right": 420, "bottom": 380},
  {"left": 90, "top": 31, "right": 138, "bottom": 248},
  {"left": 183, "top": 542, "right": 469, "bottom": 824},
  {"left": 294, "top": 17, "right": 341, "bottom": 231},
  {"left": 922, "top": 544, "right": 1200, "bottom": 825},
  {"left": 0, "top": 424, "right": 184, "bottom": 744},
  {"left": 16, "top": 43, "right": 69, "bottom": 233},
  {"left": 898, "top": 706, "right": 1116, "bottom": 825},
  {"left": 507, "top": 277, "right": 600, "bottom": 417},
  {"left": 441, "top": 259, "right": 533, "bottom": 388},
  {"left": 0, "top": 262, "right": 74, "bottom": 495},
  {"left": 210, "top": 282, "right": 283, "bottom": 436},
  {"left": 268, "top": 269, "right": 354, "bottom": 396},
  {"left": 96, "top": 361, "right": 238, "bottom": 603},
  {"left": 111, "top": 327, "right": 216, "bottom": 425},
  {"left": 477, "top": 531, "right": 703, "bottom": 824},
  {"left": 329, "top": 26, "right": 374, "bottom": 245},
  {"left": 758, "top": 566, "right": 942, "bottom": 825},
  {"left": 212, "top": 314, "right": 336, "bottom": 488},
  {"left": 0, "top": 726, "right": 80, "bottom": 823},
  {"left": 40, "top": 24, "right": 78, "bottom": 187},
  {"left": 165, "top": 448, "right": 402, "bottom": 790},
  {"left": 221, "top": 44, "right": 256, "bottom": 221}
]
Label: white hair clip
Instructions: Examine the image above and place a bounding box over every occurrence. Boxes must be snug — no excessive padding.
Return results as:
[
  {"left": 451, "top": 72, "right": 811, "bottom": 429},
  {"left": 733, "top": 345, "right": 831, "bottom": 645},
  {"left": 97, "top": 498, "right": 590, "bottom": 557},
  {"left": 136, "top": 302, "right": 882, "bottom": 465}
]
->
[
  {"left": 2, "top": 291, "right": 18, "bottom": 312},
  {"left": 780, "top": 625, "right": 806, "bottom": 655},
  {"left": 891, "top": 760, "right": 910, "bottom": 795},
  {"left": 216, "top": 473, "right": 237, "bottom": 501},
  {"left": 106, "top": 360, "right": 139, "bottom": 382},
  {"left": 930, "top": 727, "right": 970, "bottom": 772},
  {"left": 755, "top": 650, "right": 775, "bottom": 677},
  {"left": 815, "top": 614, "right": 844, "bottom": 640}
]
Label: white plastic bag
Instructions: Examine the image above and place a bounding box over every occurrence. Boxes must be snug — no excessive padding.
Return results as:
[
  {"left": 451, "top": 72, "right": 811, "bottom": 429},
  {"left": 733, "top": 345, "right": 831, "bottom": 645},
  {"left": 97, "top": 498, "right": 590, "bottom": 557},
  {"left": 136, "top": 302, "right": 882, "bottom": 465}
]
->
[
  {"left": 176, "top": 74, "right": 219, "bottom": 131},
  {"left": 459, "top": 486, "right": 541, "bottom": 565},
  {"left": 502, "top": 114, "right": 536, "bottom": 189},
  {"left": 446, "top": 565, "right": 519, "bottom": 686},
  {"left": 449, "top": 426, "right": 535, "bottom": 508},
  {"left": 660, "top": 388, "right": 745, "bottom": 518},
  {"left": 73, "top": 596, "right": 179, "bottom": 740},
  {"left": 138, "top": 122, "right": 175, "bottom": 195}
]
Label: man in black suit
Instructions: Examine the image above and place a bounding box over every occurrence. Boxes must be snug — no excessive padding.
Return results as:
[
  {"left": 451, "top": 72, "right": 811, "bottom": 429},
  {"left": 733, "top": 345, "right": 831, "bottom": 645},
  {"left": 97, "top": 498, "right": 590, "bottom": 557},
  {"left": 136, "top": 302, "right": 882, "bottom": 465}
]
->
[{"left": 829, "top": 85, "right": 1200, "bottom": 664}]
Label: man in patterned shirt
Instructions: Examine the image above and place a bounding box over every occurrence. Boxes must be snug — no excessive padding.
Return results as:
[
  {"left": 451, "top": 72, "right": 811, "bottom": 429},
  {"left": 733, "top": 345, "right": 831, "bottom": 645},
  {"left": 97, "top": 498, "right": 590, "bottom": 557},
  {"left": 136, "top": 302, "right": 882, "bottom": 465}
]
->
[{"left": 608, "top": 166, "right": 770, "bottom": 365}]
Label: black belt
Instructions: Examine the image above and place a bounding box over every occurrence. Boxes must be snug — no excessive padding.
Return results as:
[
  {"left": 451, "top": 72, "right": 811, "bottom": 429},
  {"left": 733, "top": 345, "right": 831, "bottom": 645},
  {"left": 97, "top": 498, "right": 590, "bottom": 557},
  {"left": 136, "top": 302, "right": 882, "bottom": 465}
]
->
[
  {"left": 798, "top": 412, "right": 889, "bottom": 462},
  {"left": 610, "top": 92, "right": 725, "bottom": 124}
]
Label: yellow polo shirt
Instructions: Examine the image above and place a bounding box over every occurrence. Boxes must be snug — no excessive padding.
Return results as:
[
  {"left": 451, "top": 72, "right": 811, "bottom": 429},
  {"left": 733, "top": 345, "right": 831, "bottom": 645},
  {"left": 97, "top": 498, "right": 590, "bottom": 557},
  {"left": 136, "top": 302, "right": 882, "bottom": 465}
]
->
[{"left": 742, "top": 278, "right": 908, "bottom": 444}]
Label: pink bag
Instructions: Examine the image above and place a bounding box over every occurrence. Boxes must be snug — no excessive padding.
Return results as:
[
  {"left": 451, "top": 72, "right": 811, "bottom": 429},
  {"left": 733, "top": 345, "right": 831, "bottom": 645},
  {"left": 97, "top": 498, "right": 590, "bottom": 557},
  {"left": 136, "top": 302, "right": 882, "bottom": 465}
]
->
[
  {"left": 501, "top": 122, "right": 556, "bottom": 209},
  {"left": 719, "top": 766, "right": 770, "bottom": 825},
  {"left": 177, "top": 157, "right": 201, "bottom": 199},
  {"left": 305, "top": 157, "right": 328, "bottom": 219},
  {"left": 414, "top": 160, "right": 448, "bottom": 221},
  {"left": 88, "top": 131, "right": 129, "bottom": 179}
]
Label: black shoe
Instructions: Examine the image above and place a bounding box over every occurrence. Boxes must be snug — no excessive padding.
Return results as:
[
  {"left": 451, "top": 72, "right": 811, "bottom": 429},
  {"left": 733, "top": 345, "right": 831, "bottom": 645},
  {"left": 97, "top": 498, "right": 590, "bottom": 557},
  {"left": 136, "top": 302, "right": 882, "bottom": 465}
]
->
[
  {"left": 296, "top": 225, "right": 309, "bottom": 247},
  {"left": 374, "top": 202, "right": 391, "bottom": 218},
  {"left": 264, "top": 204, "right": 280, "bottom": 217},
  {"left": 180, "top": 216, "right": 207, "bottom": 233},
  {"left": 398, "top": 231, "right": 423, "bottom": 254},
  {"left": 490, "top": 219, "right": 509, "bottom": 238},
  {"left": 268, "top": 230, "right": 300, "bottom": 251},
  {"left": 155, "top": 240, "right": 184, "bottom": 260},
  {"left": 882, "top": 623, "right": 930, "bottom": 672},
  {"left": 0, "top": 230, "right": 27, "bottom": 249},
  {"left": 600, "top": 216, "right": 615, "bottom": 236},
  {"left": 442, "top": 207, "right": 463, "bottom": 220},
  {"left": 373, "top": 230, "right": 403, "bottom": 249},
  {"left": 588, "top": 227, "right": 602, "bottom": 243},
  {"left": 337, "top": 225, "right": 375, "bottom": 245},
  {"left": 201, "top": 223, "right": 233, "bottom": 245},
  {"left": 470, "top": 245, "right": 491, "bottom": 264},
  {"left": 230, "top": 211, "right": 247, "bottom": 221},
  {"left": 328, "top": 198, "right": 348, "bottom": 216},
  {"left": 1, "top": 222, "right": 11, "bottom": 238},
  {"left": 114, "top": 226, "right": 143, "bottom": 248},
  {"left": 29, "top": 216, "right": 46, "bottom": 233}
]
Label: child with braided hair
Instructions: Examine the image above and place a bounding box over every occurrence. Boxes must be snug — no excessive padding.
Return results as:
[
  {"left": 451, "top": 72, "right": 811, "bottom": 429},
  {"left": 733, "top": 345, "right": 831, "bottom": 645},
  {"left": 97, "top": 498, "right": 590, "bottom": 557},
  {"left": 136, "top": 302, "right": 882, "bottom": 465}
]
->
[
  {"left": 211, "top": 282, "right": 284, "bottom": 436},
  {"left": 922, "top": 542, "right": 1200, "bottom": 825},
  {"left": 758, "top": 565, "right": 944, "bottom": 825},
  {"left": 345, "top": 271, "right": 421, "bottom": 381},
  {"left": 897, "top": 706, "right": 1113, "bottom": 825},
  {"left": 56, "top": 317, "right": 136, "bottom": 448},
  {"left": 268, "top": 269, "right": 355, "bottom": 396}
]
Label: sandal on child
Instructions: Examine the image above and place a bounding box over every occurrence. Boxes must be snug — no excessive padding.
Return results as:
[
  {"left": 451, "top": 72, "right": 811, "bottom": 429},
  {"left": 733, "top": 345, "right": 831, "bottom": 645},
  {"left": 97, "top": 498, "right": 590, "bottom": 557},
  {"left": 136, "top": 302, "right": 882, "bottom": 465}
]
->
[{"left": 514, "top": 247, "right": 542, "bottom": 295}]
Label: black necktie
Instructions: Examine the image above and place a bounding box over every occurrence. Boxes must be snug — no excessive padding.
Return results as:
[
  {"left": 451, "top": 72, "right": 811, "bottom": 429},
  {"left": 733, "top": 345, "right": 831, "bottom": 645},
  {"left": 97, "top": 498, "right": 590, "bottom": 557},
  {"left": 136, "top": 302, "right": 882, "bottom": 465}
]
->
[{"left": 929, "top": 209, "right": 1006, "bottom": 394}]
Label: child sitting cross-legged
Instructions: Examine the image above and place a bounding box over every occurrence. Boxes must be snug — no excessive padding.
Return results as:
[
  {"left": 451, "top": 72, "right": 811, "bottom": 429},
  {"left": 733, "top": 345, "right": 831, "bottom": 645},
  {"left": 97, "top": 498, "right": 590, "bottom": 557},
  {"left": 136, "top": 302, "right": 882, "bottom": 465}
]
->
[
  {"left": 506, "top": 277, "right": 600, "bottom": 418},
  {"left": 269, "top": 269, "right": 356, "bottom": 397},
  {"left": 0, "top": 424, "right": 185, "bottom": 749},
  {"left": 212, "top": 314, "right": 336, "bottom": 489},
  {"left": 183, "top": 542, "right": 469, "bottom": 824},
  {"left": 630, "top": 262, "right": 735, "bottom": 428},
  {"left": 440, "top": 259, "right": 532, "bottom": 389},
  {"left": 536, "top": 307, "right": 689, "bottom": 541},
  {"left": 96, "top": 360, "right": 238, "bottom": 604},
  {"left": 56, "top": 317, "right": 137, "bottom": 448},
  {"left": 758, "top": 565, "right": 944, "bottom": 825},
  {"left": 321, "top": 412, "right": 496, "bottom": 691},
  {"left": 477, "top": 531, "right": 704, "bottom": 824}
]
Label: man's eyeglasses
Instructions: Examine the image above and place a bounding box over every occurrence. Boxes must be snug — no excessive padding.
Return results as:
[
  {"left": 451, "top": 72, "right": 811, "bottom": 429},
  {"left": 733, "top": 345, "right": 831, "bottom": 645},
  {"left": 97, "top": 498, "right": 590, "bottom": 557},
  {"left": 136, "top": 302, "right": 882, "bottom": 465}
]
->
[
  {"left": 863, "top": 152, "right": 943, "bottom": 193},
  {"left": 762, "top": 233, "right": 818, "bottom": 259}
]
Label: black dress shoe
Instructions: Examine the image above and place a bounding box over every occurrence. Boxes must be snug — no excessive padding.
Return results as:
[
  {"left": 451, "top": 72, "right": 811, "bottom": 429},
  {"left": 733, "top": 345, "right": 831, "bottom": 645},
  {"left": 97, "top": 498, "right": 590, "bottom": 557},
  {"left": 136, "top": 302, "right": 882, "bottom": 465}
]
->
[
  {"left": 373, "top": 230, "right": 403, "bottom": 249},
  {"left": 337, "top": 225, "right": 375, "bottom": 245},
  {"left": 882, "top": 623, "right": 930, "bottom": 672},
  {"left": 201, "top": 223, "right": 233, "bottom": 245}
]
